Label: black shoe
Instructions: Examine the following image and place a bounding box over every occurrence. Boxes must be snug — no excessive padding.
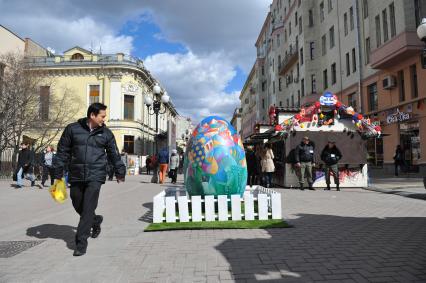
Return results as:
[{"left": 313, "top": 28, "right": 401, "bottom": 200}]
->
[
  {"left": 31, "top": 181, "right": 36, "bottom": 187},
  {"left": 299, "top": 186, "right": 304, "bottom": 191},
  {"left": 91, "top": 216, "right": 103, "bottom": 238},
  {"left": 325, "top": 185, "right": 331, "bottom": 190},
  {"left": 73, "top": 249, "right": 86, "bottom": 256}
]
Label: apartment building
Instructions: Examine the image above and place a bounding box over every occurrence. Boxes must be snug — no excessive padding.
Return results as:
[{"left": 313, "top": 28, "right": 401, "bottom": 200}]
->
[{"left": 240, "top": 0, "right": 426, "bottom": 175}]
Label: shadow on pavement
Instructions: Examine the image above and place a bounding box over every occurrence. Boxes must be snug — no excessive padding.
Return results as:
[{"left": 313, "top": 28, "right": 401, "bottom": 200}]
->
[
  {"left": 26, "top": 224, "right": 76, "bottom": 251},
  {"left": 139, "top": 202, "right": 153, "bottom": 223},
  {"left": 215, "top": 214, "right": 426, "bottom": 282}
]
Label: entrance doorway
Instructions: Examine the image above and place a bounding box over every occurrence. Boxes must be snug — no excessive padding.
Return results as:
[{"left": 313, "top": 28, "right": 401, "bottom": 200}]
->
[{"left": 399, "top": 122, "right": 420, "bottom": 173}]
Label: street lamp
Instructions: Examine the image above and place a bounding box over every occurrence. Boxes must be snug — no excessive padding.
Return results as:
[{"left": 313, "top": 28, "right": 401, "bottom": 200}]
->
[
  {"left": 417, "top": 18, "right": 426, "bottom": 69},
  {"left": 144, "top": 83, "right": 170, "bottom": 154}
]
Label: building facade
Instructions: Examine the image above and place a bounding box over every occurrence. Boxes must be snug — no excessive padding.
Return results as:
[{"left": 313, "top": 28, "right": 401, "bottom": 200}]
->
[{"left": 240, "top": 0, "right": 426, "bottom": 175}]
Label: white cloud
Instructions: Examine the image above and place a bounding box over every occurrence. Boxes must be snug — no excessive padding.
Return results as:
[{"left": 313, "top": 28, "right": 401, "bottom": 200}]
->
[{"left": 144, "top": 51, "right": 240, "bottom": 122}]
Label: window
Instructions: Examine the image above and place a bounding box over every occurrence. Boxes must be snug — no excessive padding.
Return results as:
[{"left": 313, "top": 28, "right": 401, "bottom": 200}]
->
[
  {"left": 415, "top": 0, "right": 422, "bottom": 27},
  {"left": 300, "top": 47, "right": 304, "bottom": 65},
  {"left": 290, "top": 95, "right": 294, "bottom": 107},
  {"left": 289, "top": 21, "right": 292, "bottom": 35},
  {"left": 279, "top": 78, "right": 282, "bottom": 91},
  {"left": 295, "top": 12, "right": 298, "bottom": 25},
  {"left": 278, "top": 55, "right": 281, "bottom": 70},
  {"left": 389, "top": 2, "right": 396, "bottom": 37},
  {"left": 279, "top": 101, "right": 283, "bottom": 107},
  {"left": 262, "top": 66, "right": 265, "bottom": 76},
  {"left": 89, "top": 85, "right": 100, "bottom": 104},
  {"left": 329, "top": 26, "right": 335, "bottom": 48},
  {"left": 39, "top": 86, "right": 50, "bottom": 121},
  {"left": 398, "top": 70, "right": 405, "bottom": 102},
  {"left": 309, "top": 10, "right": 314, "bottom": 26},
  {"left": 352, "top": 48, "right": 356, "bottom": 73},
  {"left": 349, "top": 7, "right": 354, "bottom": 30},
  {"left": 331, "top": 63, "right": 336, "bottom": 85},
  {"left": 368, "top": 83, "right": 378, "bottom": 111},
  {"left": 273, "top": 81, "right": 276, "bottom": 94},
  {"left": 286, "top": 98, "right": 289, "bottom": 107},
  {"left": 311, "top": 74, "right": 317, "bottom": 93},
  {"left": 277, "top": 34, "right": 280, "bottom": 47},
  {"left": 363, "top": 0, "right": 368, "bottom": 19},
  {"left": 328, "top": 0, "right": 333, "bottom": 12},
  {"left": 375, "top": 15, "right": 381, "bottom": 47},
  {"left": 320, "top": 2, "right": 325, "bottom": 22},
  {"left": 285, "top": 29, "right": 288, "bottom": 41},
  {"left": 410, "top": 64, "right": 418, "bottom": 98},
  {"left": 298, "top": 0, "right": 301, "bottom": 7},
  {"left": 323, "top": 69, "right": 328, "bottom": 89},
  {"left": 299, "top": 16, "right": 303, "bottom": 34},
  {"left": 382, "top": 9, "right": 388, "bottom": 42},
  {"left": 296, "top": 63, "right": 300, "bottom": 78},
  {"left": 344, "top": 13, "right": 348, "bottom": 36},
  {"left": 71, "top": 53, "right": 84, "bottom": 60},
  {"left": 322, "top": 34, "right": 327, "bottom": 55},
  {"left": 124, "top": 95, "right": 134, "bottom": 120},
  {"left": 262, "top": 81, "right": 266, "bottom": 91},
  {"left": 348, "top": 92, "right": 357, "bottom": 110},
  {"left": 346, "top": 52, "right": 350, "bottom": 76},
  {"left": 297, "top": 91, "right": 301, "bottom": 107},
  {"left": 123, "top": 135, "right": 135, "bottom": 154},
  {"left": 301, "top": 78, "right": 305, "bottom": 96},
  {"left": 273, "top": 59, "right": 275, "bottom": 72},
  {"left": 310, "top": 42, "right": 315, "bottom": 60},
  {"left": 365, "top": 37, "right": 371, "bottom": 64},
  {"left": 262, "top": 98, "right": 265, "bottom": 109}
]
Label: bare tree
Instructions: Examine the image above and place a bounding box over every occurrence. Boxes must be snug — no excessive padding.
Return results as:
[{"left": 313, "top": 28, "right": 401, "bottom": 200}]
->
[{"left": 0, "top": 52, "right": 82, "bottom": 171}]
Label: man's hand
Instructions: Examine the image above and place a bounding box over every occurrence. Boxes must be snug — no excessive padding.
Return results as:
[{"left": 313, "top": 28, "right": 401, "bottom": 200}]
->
[
  {"left": 116, "top": 177, "right": 125, "bottom": 183},
  {"left": 295, "top": 162, "right": 301, "bottom": 167}
]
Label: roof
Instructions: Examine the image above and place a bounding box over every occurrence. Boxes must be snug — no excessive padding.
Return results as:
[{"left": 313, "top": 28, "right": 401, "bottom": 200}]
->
[
  {"left": 0, "top": 25, "right": 25, "bottom": 42},
  {"left": 63, "top": 46, "right": 93, "bottom": 55}
]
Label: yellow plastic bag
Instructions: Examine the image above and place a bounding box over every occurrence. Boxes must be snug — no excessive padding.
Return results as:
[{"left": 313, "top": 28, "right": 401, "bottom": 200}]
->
[{"left": 49, "top": 179, "right": 68, "bottom": 203}]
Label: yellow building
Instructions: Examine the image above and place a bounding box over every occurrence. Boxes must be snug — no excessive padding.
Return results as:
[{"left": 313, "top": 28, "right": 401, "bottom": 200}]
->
[{"left": 26, "top": 46, "right": 178, "bottom": 156}]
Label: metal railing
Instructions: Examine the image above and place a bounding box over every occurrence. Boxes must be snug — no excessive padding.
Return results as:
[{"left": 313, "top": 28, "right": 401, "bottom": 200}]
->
[{"left": 0, "top": 149, "right": 14, "bottom": 180}]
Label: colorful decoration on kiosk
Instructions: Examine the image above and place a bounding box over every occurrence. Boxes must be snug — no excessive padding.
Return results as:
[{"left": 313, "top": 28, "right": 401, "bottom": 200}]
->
[
  {"left": 273, "top": 91, "right": 381, "bottom": 137},
  {"left": 184, "top": 116, "right": 247, "bottom": 197}
]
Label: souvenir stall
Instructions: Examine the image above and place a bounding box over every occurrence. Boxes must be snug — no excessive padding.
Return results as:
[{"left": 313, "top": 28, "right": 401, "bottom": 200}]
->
[{"left": 270, "top": 92, "right": 381, "bottom": 188}]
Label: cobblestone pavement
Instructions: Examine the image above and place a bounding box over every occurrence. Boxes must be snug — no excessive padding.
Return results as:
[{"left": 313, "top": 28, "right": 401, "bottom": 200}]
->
[{"left": 0, "top": 175, "right": 425, "bottom": 282}]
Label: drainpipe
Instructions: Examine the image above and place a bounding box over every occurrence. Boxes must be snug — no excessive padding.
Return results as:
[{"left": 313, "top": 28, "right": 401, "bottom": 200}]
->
[
  {"left": 336, "top": 0, "right": 344, "bottom": 102},
  {"left": 355, "top": 0, "right": 364, "bottom": 113}
]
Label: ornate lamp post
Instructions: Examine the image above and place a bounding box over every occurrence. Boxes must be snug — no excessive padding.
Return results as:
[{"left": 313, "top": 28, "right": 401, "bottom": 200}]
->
[
  {"left": 144, "top": 83, "right": 170, "bottom": 153},
  {"left": 417, "top": 18, "right": 426, "bottom": 69}
]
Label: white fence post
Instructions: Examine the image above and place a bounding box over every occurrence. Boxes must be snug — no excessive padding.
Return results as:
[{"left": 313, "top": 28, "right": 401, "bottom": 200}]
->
[
  {"left": 191, "top": 195, "right": 202, "bottom": 222},
  {"left": 258, "top": 194, "right": 268, "bottom": 220},
  {"left": 205, "top": 195, "right": 215, "bottom": 221},
  {"left": 271, "top": 193, "right": 282, "bottom": 219},
  {"left": 231, "top": 195, "right": 241, "bottom": 221},
  {"left": 153, "top": 193, "right": 165, "bottom": 223},
  {"left": 177, "top": 196, "right": 190, "bottom": 222},
  {"left": 218, "top": 195, "right": 228, "bottom": 221},
  {"left": 243, "top": 193, "right": 255, "bottom": 220},
  {"left": 165, "top": 196, "right": 176, "bottom": 223}
]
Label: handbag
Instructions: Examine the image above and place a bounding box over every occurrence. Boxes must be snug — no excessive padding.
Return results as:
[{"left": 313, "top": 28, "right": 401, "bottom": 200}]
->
[{"left": 168, "top": 170, "right": 173, "bottom": 178}]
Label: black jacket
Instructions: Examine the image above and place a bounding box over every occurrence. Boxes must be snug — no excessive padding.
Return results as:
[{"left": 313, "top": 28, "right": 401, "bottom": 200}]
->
[
  {"left": 17, "top": 148, "right": 35, "bottom": 173},
  {"left": 295, "top": 142, "right": 315, "bottom": 163},
  {"left": 321, "top": 145, "right": 342, "bottom": 165},
  {"left": 53, "top": 118, "right": 126, "bottom": 183}
]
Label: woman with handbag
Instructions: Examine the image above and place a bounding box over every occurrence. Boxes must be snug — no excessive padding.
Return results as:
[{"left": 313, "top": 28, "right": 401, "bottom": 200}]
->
[{"left": 261, "top": 144, "right": 275, "bottom": 188}]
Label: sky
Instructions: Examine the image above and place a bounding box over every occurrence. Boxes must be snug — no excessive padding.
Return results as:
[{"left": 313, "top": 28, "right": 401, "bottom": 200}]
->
[{"left": 0, "top": 0, "right": 270, "bottom": 122}]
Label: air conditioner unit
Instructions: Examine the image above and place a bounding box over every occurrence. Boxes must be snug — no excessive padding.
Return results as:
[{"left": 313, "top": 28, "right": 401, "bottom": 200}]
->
[{"left": 383, "top": 75, "right": 396, "bottom": 90}]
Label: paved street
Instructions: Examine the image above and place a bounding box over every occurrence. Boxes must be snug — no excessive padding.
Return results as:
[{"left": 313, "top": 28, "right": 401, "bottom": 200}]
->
[{"left": 0, "top": 175, "right": 426, "bottom": 283}]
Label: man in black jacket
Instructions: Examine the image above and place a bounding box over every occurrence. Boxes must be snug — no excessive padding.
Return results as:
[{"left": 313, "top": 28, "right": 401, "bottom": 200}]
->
[
  {"left": 294, "top": 136, "right": 315, "bottom": 190},
  {"left": 320, "top": 140, "right": 342, "bottom": 191},
  {"left": 15, "top": 142, "right": 36, "bottom": 188},
  {"left": 53, "top": 103, "right": 126, "bottom": 256}
]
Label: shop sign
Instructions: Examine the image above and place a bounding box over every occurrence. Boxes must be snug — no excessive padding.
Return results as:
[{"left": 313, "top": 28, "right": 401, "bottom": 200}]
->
[
  {"left": 319, "top": 91, "right": 337, "bottom": 106},
  {"left": 386, "top": 109, "right": 411, "bottom": 124}
]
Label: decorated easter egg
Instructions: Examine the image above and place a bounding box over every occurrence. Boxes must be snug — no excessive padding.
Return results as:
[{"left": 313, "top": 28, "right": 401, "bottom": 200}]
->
[{"left": 184, "top": 116, "right": 247, "bottom": 197}]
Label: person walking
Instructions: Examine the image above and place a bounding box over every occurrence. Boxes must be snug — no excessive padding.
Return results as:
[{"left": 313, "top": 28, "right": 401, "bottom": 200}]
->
[
  {"left": 246, "top": 146, "right": 258, "bottom": 187},
  {"left": 41, "top": 146, "right": 55, "bottom": 187},
  {"left": 320, "top": 140, "right": 342, "bottom": 191},
  {"left": 157, "top": 147, "right": 169, "bottom": 184},
  {"left": 393, "top": 145, "right": 404, "bottom": 176},
  {"left": 255, "top": 145, "right": 263, "bottom": 185},
  {"left": 146, "top": 156, "right": 152, "bottom": 175},
  {"left": 169, "top": 149, "right": 179, "bottom": 184},
  {"left": 14, "top": 142, "right": 36, "bottom": 188},
  {"left": 53, "top": 103, "right": 126, "bottom": 256},
  {"left": 261, "top": 144, "right": 275, "bottom": 188},
  {"left": 295, "top": 136, "right": 315, "bottom": 190},
  {"left": 150, "top": 154, "right": 159, "bottom": 183}
]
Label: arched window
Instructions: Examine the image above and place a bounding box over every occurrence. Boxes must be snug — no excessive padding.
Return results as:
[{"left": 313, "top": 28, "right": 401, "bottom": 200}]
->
[{"left": 71, "top": 53, "right": 84, "bottom": 60}]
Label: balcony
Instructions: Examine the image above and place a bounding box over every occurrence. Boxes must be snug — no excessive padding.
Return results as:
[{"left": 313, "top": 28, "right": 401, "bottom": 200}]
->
[
  {"left": 370, "top": 31, "right": 423, "bottom": 69},
  {"left": 279, "top": 49, "right": 299, "bottom": 75}
]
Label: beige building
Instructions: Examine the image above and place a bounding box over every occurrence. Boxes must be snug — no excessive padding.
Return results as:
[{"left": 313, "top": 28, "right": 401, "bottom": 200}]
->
[{"left": 241, "top": 0, "right": 426, "bottom": 175}]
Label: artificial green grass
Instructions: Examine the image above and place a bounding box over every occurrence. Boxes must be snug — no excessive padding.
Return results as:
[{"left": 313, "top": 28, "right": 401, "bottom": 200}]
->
[{"left": 145, "top": 219, "right": 290, "bottom": 232}]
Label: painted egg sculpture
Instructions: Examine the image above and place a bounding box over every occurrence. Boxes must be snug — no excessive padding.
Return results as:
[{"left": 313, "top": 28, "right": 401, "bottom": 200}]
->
[{"left": 184, "top": 116, "right": 247, "bottom": 197}]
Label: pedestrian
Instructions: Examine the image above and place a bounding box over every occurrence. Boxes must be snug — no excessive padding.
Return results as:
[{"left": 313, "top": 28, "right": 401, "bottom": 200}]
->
[
  {"left": 320, "top": 139, "right": 342, "bottom": 191},
  {"left": 14, "top": 142, "right": 36, "bottom": 188},
  {"left": 53, "top": 103, "right": 126, "bottom": 256},
  {"left": 261, "top": 144, "right": 275, "bottom": 188},
  {"left": 178, "top": 153, "right": 184, "bottom": 174},
  {"left": 169, "top": 149, "right": 179, "bottom": 184},
  {"left": 150, "top": 154, "right": 159, "bottom": 183},
  {"left": 255, "top": 145, "right": 263, "bottom": 185},
  {"left": 246, "top": 146, "right": 258, "bottom": 187},
  {"left": 294, "top": 136, "right": 315, "bottom": 190},
  {"left": 157, "top": 147, "right": 169, "bottom": 184},
  {"left": 146, "top": 155, "right": 152, "bottom": 175},
  {"left": 41, "top": 146, "right": 55, "bottom": 187},
  {"left": 393, "top": 145, "right": 404, "bottom": 176}
]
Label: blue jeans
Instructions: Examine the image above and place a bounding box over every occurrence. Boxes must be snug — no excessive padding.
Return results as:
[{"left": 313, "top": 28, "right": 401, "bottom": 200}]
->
[{"left": 16, "top": 167, "right": 35, "bottom": 187}]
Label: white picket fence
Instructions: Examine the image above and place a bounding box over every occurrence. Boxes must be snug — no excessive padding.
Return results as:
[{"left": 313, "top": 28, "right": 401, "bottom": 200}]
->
[{"left": 153, "top": 186, "right": 282, "bottom": 223}]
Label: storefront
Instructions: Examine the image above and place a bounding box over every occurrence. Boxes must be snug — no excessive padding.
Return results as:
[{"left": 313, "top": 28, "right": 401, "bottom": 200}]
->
[{"left": 399, "top": 121, "right": 420, "bottom": 172}]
